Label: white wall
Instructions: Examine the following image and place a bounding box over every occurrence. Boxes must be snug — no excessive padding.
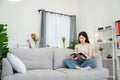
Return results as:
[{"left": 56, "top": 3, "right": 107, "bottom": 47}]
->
[
  {"left": 1, "top": 0, "right": 120, "bottom": 48},
  {"left": 76, "top": 0, "right": 120, "bottom": 47},
  {"left": 0, "top": 0, "right": 77, "bottom": 48}
]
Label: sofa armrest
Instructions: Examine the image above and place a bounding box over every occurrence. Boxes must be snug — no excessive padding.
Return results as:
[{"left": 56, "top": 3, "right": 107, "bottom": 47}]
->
[
  {"left": 93, "top": 56, "right": 103, "bottom": 68},
  {"left": 1, "top": 58, "right": 13, "bottom": 79}
]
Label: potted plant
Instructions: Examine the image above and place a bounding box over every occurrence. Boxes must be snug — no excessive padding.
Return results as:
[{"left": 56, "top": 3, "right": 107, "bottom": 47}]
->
[
  {"left": 106, "top": 54, "right": 112, "bottom": 59},
  {"left": 61, "top": 36, "right": 66, "bottom": 49},
  {"left": 31, "top": 33, "right": 39, "bottom": 48},
  {"left": 99, "top": 46, "right": 104, "bottom": 56},
  {"left": 97, "top": 39, "right": 102, "bottom": 43},
  {"left": 67, "top": 39, "right": 78, "bottom": 49},
  {"left": 108, "top": 37, "right": 112, "bottom": 42},
  {"left": 0, "top": 24, "right": 9, "bottom": 60}
]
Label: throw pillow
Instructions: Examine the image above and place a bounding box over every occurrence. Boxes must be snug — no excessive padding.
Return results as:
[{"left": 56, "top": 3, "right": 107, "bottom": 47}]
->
[{"left": 7, "top": 53, "right": 26, "bottom": 73}]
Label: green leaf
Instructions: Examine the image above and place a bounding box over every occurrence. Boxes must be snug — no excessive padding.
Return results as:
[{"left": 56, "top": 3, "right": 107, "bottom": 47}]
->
[
  {"left": 0, "top": 24, "right": 9, "bottom": 58},
  {"left": 1, "top": 28, "right": 7, "bottom": 33},
  {"left": 67, "top": 39, "right": 78, "bottom": 49},
  {"left": 0, "top": 26, "right": 4, "bottom": 33},
  {"left": 0, "top": 33, "right": 8, "bottom": 42}
]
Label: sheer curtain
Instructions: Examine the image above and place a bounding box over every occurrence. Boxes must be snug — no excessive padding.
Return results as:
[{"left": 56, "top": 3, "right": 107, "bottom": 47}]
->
[
  {"left": 39, "top": 9, "right": 76, "bottom": 48},
  {"left": 46, "top": 13, "right": 70, "bottom": 48}
]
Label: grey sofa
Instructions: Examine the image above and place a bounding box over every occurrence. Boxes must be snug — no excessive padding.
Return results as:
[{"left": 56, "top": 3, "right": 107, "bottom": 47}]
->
[{"left": 1, "top": 48, "right": 109, "bottom": 80}]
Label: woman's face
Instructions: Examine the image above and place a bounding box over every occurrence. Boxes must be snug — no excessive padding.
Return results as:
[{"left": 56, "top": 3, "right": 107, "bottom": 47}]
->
[{"left": 79, "top": 35, "right": 86, "bottom": 44}]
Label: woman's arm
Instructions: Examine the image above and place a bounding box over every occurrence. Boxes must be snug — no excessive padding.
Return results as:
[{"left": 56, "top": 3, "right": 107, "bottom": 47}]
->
[
  {"left": 74, "top": 45, "right": 78, "bottom": 53},
  {"left": 69, "top": 45, "right": 79, "bottom": 61},
  {"left": 87, "top": 44, "right": 92, "bottom": 59}
]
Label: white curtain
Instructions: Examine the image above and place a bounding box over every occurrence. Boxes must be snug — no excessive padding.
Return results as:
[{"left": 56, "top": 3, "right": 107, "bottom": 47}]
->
[{"left": 46, "top": 13, "right": 70, "bottom": 48}]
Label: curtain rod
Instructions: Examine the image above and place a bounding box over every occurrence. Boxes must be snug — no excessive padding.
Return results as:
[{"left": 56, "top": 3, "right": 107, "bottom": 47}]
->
[{"left": 38, "top": 9, "right": 75, "bottom": 17}]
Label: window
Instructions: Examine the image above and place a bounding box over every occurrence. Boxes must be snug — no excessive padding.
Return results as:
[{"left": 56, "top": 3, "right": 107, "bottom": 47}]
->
[
  {"left": 39, "top": 9, "right": 76, "bottom": 48},
  {"left": 45, "top": 13, "right": 70, "bottom": 48}
]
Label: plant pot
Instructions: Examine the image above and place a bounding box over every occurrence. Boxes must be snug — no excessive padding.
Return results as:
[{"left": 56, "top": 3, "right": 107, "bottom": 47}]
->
[{"left": 106, "top": 56, "right": 112, "bottom": 59}]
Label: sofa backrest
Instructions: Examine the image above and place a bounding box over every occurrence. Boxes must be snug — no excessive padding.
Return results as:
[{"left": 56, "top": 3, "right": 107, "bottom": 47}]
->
[
  {"left": 53, "top": 48, "right": 74, "bottom": 69},
  {"left": 10, "top": 48, "right": 53, "bottom": 70},
  {"left": 9, "top": 48, "right": 103, "bottom": 70}
]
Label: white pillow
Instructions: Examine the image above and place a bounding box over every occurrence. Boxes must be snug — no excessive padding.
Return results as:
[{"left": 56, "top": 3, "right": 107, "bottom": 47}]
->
[{"left": 7, "top": 53, "right": 26, "bottom": 73}]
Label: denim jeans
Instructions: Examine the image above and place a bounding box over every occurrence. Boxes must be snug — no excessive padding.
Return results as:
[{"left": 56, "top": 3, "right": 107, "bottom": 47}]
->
[{"left": 64, "top": 58, "right": 94, "bottom": 69}]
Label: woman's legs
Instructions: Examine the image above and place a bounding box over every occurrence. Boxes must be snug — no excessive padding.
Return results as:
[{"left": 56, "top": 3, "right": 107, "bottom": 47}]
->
[
  {"left": 64, "top": 58, "right": 79, "bottom": 69},
  {"left": 64, "top": 58, "right": 94, "bottom": 69},
  {"left": 79, "top": 58, "right": 94, "bottom": 68}
]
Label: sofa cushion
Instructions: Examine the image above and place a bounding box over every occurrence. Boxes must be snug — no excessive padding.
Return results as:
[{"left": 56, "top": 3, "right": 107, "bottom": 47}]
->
[
  {"left": 56, "top": 68, "right": 109, "bottom": 80},
  {"left": 7, "top": 53, "right": 26, "bottom": 73},
  {"left": 10, "top": 48, "right": 53, "bottom": 70},
  {"left": 53, "top": 48, "right": 74, "bottom": 69},
  {"left": 3, "top": 69, "right": 67, "bottom": 80}
]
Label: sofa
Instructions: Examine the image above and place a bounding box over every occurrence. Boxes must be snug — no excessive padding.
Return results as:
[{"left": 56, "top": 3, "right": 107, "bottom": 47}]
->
[{"left": 1, "top": 48, "right": 109, "bottom": 80}]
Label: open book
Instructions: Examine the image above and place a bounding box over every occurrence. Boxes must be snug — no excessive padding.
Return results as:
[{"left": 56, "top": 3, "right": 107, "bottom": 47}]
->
[
  {"left": 70, "top": 53, "right": 87, "bottom": 59},
  {"left": 77, "top": 53, "right": 87, "bottom": 59}
]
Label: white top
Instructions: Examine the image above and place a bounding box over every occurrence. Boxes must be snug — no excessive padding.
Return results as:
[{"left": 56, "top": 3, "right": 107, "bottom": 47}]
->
[{"left": 77, "top": 43, "right": 89, "bottom": 57}]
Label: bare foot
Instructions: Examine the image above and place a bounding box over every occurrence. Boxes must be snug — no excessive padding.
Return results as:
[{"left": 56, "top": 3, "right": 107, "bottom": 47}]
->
[{"left": 75, "top": 66, "right": 80, "bottom": 70}]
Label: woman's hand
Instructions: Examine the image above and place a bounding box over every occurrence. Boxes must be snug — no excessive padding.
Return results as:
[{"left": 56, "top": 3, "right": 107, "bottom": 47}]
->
[{"left": 69, "top": 55, "right": 78, "bottom": 61}]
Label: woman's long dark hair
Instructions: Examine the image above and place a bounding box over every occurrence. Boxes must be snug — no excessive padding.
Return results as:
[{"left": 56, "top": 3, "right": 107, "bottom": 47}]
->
[{"left": 78, "top": 31, "right": 90, "bottom": 43}]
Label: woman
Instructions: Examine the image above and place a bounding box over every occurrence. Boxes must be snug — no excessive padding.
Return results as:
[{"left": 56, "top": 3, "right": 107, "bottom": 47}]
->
[{"left": 64, "top": 31, "right": 94, "bottom": 70}]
